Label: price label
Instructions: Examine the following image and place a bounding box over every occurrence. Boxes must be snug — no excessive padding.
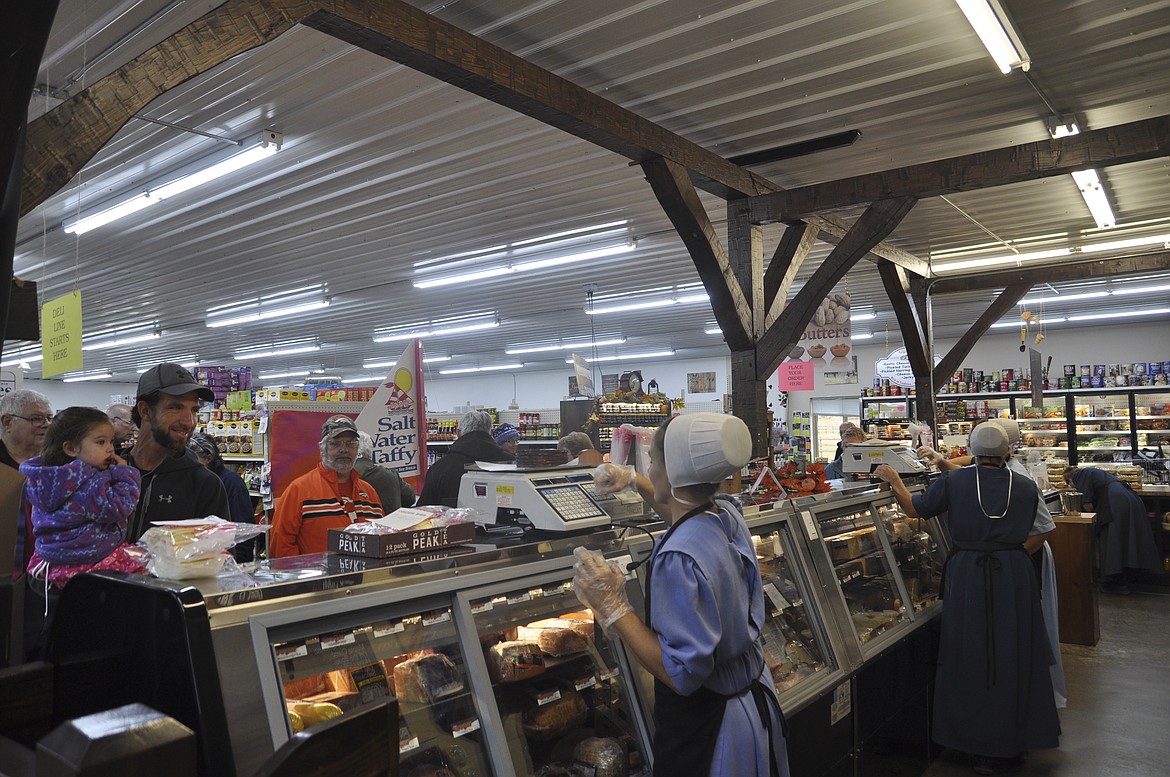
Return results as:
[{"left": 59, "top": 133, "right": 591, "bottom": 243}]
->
[
  {"left": 574, "top": 675, "right": 598, "bottom": 691},
  {"left": 451, "top": 718, "right": 481, "bottom": 738},
  {"left": 373, "top": 621, "right": 405, "bottom": 638},
  {"left": 800, "top": 510, "right": 820, "bottom": 540},
  {"left": 535, "top": 688, "right": 562, "bottom": 706},
  {"left": 470, "top": 599, "right": 494, "bottom": 614},
  {"left": 422, "top": 611, "right": 451, "bottom": 626},
  {"left": 763, "top": 583, "right": 791, "bottom": 613},
  {"left": 274, "top": 643, "right": 307, "bottom": 662},
  {"left": 320, "top": 631, "right": 356, "bottom": 650},
  {"left": 399, "top": 737, "right": 419, "bottom": 754},
  {"left": 598, "top": 667, "right": 619, "bottom": 682},
  {"left": 507, "top": 592, "right": 532, "bottom": 606}
]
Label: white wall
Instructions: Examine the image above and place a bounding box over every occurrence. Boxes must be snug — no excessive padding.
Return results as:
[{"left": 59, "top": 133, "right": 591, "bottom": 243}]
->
[{"left": 22, "top": 379, "right": 138, "bottom": 412}]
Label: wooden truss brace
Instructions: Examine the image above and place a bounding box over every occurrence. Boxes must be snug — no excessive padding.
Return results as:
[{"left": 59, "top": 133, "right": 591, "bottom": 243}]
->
[
  {"left": 18, "top": 0, "right": 926, "bottom": 275},
  {"left": 932, "top": 282, "right": 1033, "bottom": 390}
]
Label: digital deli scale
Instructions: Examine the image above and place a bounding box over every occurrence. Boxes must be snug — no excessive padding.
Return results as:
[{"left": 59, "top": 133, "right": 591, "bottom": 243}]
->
[
  {"left": 457, "top": 467, "right": 640, "bottom": 531},
  {"left": 841, "top": 440, "right": 926, "bottom": 475}
]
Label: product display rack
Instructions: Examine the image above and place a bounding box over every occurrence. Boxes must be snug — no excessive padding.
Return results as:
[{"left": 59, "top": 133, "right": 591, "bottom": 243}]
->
[{"left": 861, "top": 387, "right": 1170, "bottom": 467}]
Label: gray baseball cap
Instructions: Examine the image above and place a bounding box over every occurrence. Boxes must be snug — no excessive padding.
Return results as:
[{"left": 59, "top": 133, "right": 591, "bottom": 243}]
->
[{"left": 137, "top": 363, "right": 214, "bottom": 402}]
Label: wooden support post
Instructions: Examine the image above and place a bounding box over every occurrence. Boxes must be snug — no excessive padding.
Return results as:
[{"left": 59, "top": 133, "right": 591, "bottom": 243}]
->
[
  {"left": 731, "top": 350, "right": 768, "bottom": 458},
  {"left": 878, "top": 260, "right": 934, "bottom": 432},
  {"left": 910, "top": 277, "right": 936, "bottom": 432},
  {"left": 763, "top": 221, "right": 817, "bottom": 329}
]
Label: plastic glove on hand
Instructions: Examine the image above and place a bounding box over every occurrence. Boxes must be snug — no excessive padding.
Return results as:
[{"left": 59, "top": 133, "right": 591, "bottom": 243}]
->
[
  {"left": 592, "top": 463, "right": 636, "bottom": 495},
  {"left": 572, "top": 546, "right": 633, "bottom": 631},
  {"left": 872, "top": 464, "right": 900, "bottom": 484},
  {"left": 916, "top": 446, "right": 943, "bottom": 465}
]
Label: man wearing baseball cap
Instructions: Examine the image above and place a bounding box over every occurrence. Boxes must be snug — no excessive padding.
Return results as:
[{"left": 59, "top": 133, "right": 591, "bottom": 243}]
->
[
  {"left": 124, "top": 363, "right": 229, "bottom": 541},
  {"left": 269, "top": 415, "right": 383, "bottom": 557}
]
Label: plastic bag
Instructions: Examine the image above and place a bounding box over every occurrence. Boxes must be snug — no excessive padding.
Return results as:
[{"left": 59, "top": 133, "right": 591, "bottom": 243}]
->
[
  {"left": 139, "top": 518, "right": 269, "bottom": 580},
  {"left": 345, "top": 506, "right": 486, "bottom": 534},
  {"left": 609, "top": 424, "right": 637, "bottom": 467}
]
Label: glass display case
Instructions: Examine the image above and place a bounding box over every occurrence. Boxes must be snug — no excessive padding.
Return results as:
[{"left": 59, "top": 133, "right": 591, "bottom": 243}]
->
[
  {"left": 457, "top": 573, "right": 650, "bottom": 777},
  {"left": 266, "top": 600, "right": 495, "bottom": 776}
]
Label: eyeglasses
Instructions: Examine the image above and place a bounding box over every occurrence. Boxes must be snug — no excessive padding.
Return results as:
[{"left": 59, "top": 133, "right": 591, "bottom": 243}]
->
[
  {"left": 12, "top": 414, "right": 54, "bottom": 426},
  {"left": 326, "top": 438, "right": 359, "bottom": 450},
  {"left": 112, "top": 417, "right": 134, "bottom": 426}
]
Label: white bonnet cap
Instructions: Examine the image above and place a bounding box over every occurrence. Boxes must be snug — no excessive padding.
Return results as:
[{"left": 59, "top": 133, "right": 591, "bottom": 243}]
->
[
  {"left": 969, "top": 422, "right": 1010, "bottom": 458},
  {"left": 664, "top": 413, "right": 753, "bottom": 487},
  {"left": 990, "top": 417, "right": 1020, "bottom": 446}
]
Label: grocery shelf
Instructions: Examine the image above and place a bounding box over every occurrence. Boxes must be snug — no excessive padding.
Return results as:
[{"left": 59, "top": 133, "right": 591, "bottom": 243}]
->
[
  {"left": 1074, "top": 430, "right": 1132, "bottom": 435},
  {"left": 223, "top": 454, "right": 266, "bottom": 461}
]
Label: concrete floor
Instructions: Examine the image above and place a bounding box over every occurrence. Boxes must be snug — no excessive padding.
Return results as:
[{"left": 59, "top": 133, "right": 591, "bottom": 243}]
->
[{"left": 921, "top": 589, "right": 1170, "bottom": 777}]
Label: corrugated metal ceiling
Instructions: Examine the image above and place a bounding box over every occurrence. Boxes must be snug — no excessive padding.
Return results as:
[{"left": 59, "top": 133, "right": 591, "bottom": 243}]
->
[{"left": 10, "top": 0, "right": 1170, "bottom": 384}]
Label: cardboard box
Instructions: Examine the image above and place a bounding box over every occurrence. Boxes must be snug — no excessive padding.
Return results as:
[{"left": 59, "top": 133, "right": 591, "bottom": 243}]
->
[{"left": 328, "top": 522, "right": 476, "bottom": 558}]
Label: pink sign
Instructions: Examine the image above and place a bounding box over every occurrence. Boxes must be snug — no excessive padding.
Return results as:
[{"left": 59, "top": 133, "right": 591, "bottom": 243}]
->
[{"left": 777, "top": 360, "right": 815, "bottom": 391}]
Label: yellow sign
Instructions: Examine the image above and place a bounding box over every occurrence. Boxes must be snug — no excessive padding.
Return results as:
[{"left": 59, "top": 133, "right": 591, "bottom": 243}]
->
[{"left": 41, "top": 291, "right": 83, "bottom": 378}]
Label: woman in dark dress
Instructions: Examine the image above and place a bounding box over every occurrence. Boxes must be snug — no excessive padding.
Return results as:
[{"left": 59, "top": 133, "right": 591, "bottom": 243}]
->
[
  {"left": 1064, "top": 466, "right": 1162, "bottom": 592},
  {"left": 876, "top": 423, "right": 1060, "bottom": 775}
]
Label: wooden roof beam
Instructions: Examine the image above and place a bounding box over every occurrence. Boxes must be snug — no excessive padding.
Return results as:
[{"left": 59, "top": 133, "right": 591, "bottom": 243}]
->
[
  {"left": 750, "top": 115, "right": 1170, "bottom": 222},
  {"left": 932, "top": 283, "right": 1032, "bottom": 388}
]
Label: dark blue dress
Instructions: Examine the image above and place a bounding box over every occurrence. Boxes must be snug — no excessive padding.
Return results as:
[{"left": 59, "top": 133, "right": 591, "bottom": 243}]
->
[
  {"left": 1069, "top": 467, "right": 1161, "bottom": 577},
  {"left": 913, "top": 466, "right": 1060, "bottom": 758}
]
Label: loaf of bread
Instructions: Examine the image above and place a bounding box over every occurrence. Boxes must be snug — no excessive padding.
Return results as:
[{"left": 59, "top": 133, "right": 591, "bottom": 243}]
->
[
  {"left": 517, "top": 618, "right": 593, "bottom": 657},
  {"left": 282, "top": 674, "right": 327, "bottom": 701},
  {"left": 521, "top": 689, "right": 586, "bottom": 740},
  {"left": 393, "top": 653, "right": 464, "bottom": 703},
  {"left": 487, "top": 640, "right": 545, "bottom": 682}
]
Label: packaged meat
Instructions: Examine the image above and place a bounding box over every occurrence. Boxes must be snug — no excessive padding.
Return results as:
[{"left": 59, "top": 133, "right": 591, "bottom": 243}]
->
[
  {"left": 393, "top": 653, "right": 464, "bottom": 703},
  {"left": 487, "top": 640, "right": 545, "bottom": 682},
  {"left": 572, "top": 736, "right": 629, "bottom": 777},
  {"left": 517, "top": 618, "right": 594, "bottom": 657},
  {"left": 521, "top": 689, "right": 587, "bottom": 740}
]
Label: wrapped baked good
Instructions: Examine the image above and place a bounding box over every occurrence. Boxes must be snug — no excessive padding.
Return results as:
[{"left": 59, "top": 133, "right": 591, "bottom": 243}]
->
[
  {"left": 572, "top": 737, "right": 628, "bottom": 777},
  {"left": 487, "top": 640, "right": 545, "bottom": 682},
  {"left": 535, "top": 765, "right": 584, "bottom": 777},
  {"left": 521, "top": 689, "right": 586, "bottom": 740},
  {"left": 393, "top": 653, "right": 464, "bottom": 703},
  {"left": 517, "top": 618, "right": 593, "bottom": 657}
]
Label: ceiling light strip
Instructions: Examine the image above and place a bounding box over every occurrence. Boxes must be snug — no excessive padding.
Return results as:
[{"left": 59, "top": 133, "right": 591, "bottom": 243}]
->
[{"left": 439, "top": 363, "right": 524, "bottom": 375}]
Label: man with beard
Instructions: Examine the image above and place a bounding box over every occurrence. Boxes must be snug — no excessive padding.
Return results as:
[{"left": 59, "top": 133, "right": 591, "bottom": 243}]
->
[
  {"left": 124, "top": 363, "right": 229, "bottom": 541},
  {"left": 269, "top": 415, "right": 383, "bottom": 557}
]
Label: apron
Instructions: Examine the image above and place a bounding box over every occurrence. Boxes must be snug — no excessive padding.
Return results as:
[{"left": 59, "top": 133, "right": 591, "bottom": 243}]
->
[{"left": 645, "top": 503, "right": 783, "bottom": 777}]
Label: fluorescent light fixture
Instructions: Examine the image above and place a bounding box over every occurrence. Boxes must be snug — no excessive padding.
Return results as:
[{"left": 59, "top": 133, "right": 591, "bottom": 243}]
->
[
  {"left": 851, "top": 332, "right": 874, "bottom": 340},
  {"left": 1020, "top": 291, "right": 1110, "bottom": 305},
  {"left": 62, "top": 370, "right": 113, "bottom": 383},
  {"left": 364, "top": 354, "right": 452, "bottom": 369},
  {"left": 439, "top": 363, "right": 524, "bottom": 375},
  {"left": 234, "top": 340, "right": 320, "bottom": 359},
  {"left": 931, "top": 247, "right": 1071, "bottom": 273},
  {"left": 207, "top": 284, "right": 329, "bottom": 328},
  {"left": 1065, "top": 308, "right": 1169, "bottom": 323},
  {"left": 1046, "top": 114, "right": 1080, "bottom": 139},
  {"left": 851, "top": 311, "right": 877, "bottom": 322},
  {"left": 63, "top": 135, "right": 281, "bottom": 235},
  {"left": 1080, "top": 233, "right": 1170, "bottom": 254},
  {"left": 566, "top": 350, "right": 675, "bottom": 363},
  {"left": 954, "top": 0, "right": 1030, "bottom": 74},
  {"left": 1114, "top": 283, "right": 1170, "bottom": 296},
  {"left": 505, "top": 337, "right": 626, "bottom": 355},
  {"left": 991, "top": 318, "right": 1062, "bottom": 329},
  {"left": 81, "top": 327, "right": 160, "bottom": 351},
  {"left": 342, "top": 376, "right": 380, "bottom": 384},
  {"left": 257, "top": 369, "right": 316, "bottom": 380},
  {"left": 704, "top": 326, "right": 723, "bottom": 335},
  {"left": 0, "top": 346, "right": 44, "bottom": 368},
  {"left": 415, "top": 243, "right": 635, "bottom": 289},
  {"left": 1071, "top": 169, "right": 1115, "bottom": 229},
  {"left": 136, "top": 356, "right": 199, "bottom": 373},
  {"left": 587, "top": 292, "right": 709, "bottom": 315},
  {"left": 373, "top": 313, "right": 498, "bottom": 343}
]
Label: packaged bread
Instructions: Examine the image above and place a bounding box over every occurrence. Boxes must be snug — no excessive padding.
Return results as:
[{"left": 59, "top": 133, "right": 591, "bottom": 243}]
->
[
  {"left": 283, "top": 674, "right": 328, "bottom": 701},
  {"left": 487, "top": 640, "right": 545, "bottom": 682},
  {"left": 572, "top": 736, "right": 629, "bottom": 777},
  {"left": 393, "top": 653, "right": 464, "bottom": 703},
  {"left": 517, "top": 618, "right": 593, "bottom": 657},
  {"left": 521, "top": 688, "right": 586, "bottom": 740}
]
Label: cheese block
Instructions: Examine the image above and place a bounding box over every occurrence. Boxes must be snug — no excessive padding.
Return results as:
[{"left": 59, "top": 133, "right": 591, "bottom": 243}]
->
[
  {"left": 487, "top": 640, "right": 545, "bottom": 682},
  {"left": 517, "top": 618, "right": 593, "bottom": 657},
  {"left": 393, "top": 653, "right": 464, "bottom": 703}
]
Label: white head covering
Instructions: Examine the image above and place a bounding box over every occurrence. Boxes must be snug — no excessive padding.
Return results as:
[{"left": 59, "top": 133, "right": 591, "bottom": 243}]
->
[
  {"left": 969, "top": 422, "right": 1010, "bottom": 458},
  {"left": 990, "top": 418, "right": 1020, "bottom": 447},
  {"left": 664, "top": 413, "right": 752, "bottom": 487}
]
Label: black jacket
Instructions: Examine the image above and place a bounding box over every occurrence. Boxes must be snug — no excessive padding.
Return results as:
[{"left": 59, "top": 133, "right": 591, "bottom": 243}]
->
[
  {"left": 354, "top": 457, "right": 416, "bottom": 513},
  {"left": 418, "top": 430, "right": 512, "bottom": 507},
  {"left": 125, "top": 448, "right": 230, "bottom": 541}
]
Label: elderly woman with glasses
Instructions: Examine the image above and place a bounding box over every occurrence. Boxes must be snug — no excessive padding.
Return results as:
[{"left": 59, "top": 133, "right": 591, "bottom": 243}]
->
[{"left": 269, "top": 415, "right": 384, "bottom": 557}]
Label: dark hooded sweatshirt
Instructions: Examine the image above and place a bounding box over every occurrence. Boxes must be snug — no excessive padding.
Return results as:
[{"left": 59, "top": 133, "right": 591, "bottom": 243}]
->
[
  {"left": 124, "top": 447, "right": 230, "bottom": 542},
  {"left": 418, "top": 430, "right": 513, "bottom": 507}
]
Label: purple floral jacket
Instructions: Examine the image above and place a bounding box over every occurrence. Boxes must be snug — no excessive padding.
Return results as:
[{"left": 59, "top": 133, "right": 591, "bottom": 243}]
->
[{"left": 19, "top": 456, "right": 142, "bottom": 565}]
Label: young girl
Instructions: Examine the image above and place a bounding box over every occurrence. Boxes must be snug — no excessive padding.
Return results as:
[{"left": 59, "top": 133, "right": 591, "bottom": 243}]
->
[{"left": 20, "top": 406, "right": 146, "bottom": 588}]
